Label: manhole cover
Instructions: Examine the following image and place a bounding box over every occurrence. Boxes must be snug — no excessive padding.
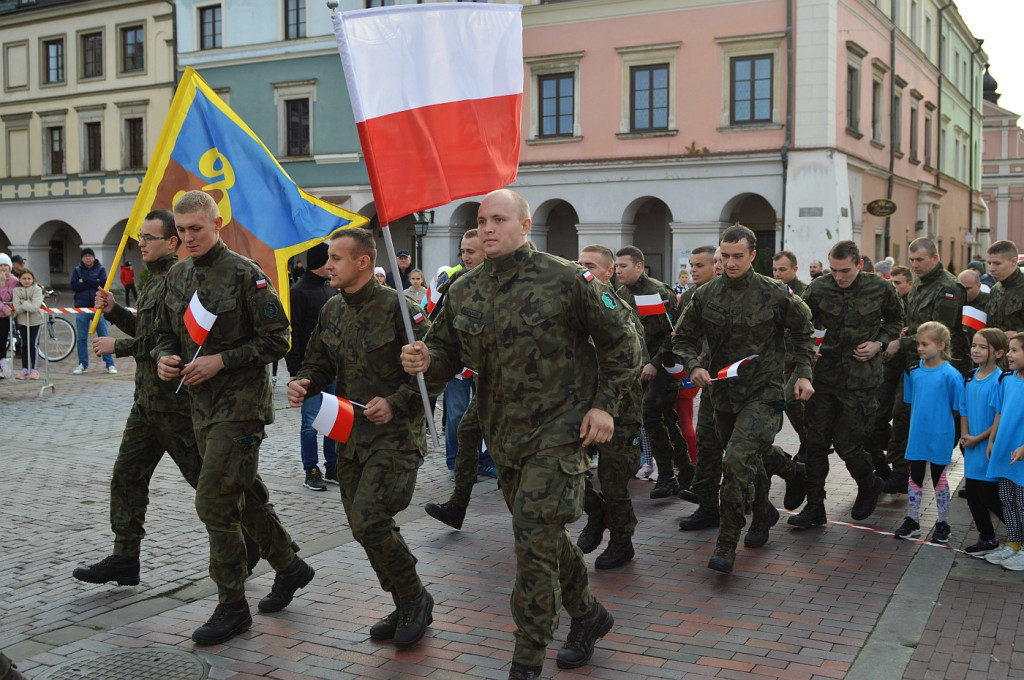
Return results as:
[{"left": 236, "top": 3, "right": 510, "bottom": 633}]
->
[{"left": 34, "top": 648, "right": 208, "bottom": 680}]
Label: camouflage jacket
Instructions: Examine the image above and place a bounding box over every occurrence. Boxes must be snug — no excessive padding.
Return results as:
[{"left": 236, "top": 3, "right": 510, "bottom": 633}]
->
[
  {"left": 787, "top": 277, "right": 808, "bottom": 296},
  {"left": 802, "top": 271, "right": 904, "bottom": 391},
  {"left": 106, "top": 253, "right": 189, "bottom": 413},
  {"left": 899, "top": 262, "right": 968, "bottom": 370},
  {"left": 423, "top": 244, "right": 641, "bottom": 468},
  {"left": 152, "top": 239, "right": 289, "bottom": 427},
  {"left": 295, "top": 277, "right": 429, "bottom": 460},
  {"left": 616, "top": 273, "right": 678, "bottom": 369},
  {"left": 989, "top": 267, "right": 1024, "bottom": 335},
  {"left": 673, "top": 267, "right": 814, "bottom": 413}
]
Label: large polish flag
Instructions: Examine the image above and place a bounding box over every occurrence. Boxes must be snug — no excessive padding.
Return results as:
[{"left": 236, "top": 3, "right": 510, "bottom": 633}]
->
[
  {"left": 312, "top": 394, "right": 356, "bottom": 443},
  {"left": 183, "top": 291, "right": 217, "bottom": 346},
  {"left": 716, "top": 355, "right": 758, "bottom": 380},
  {"left": 333, "top": 4, "right": 524, "bottom": 226},
  {"left": 634, "top": 293, "right": 667, "bottom": 317},
  {"left": 962, "top": 306, "right": 987, "bottom": 332}
]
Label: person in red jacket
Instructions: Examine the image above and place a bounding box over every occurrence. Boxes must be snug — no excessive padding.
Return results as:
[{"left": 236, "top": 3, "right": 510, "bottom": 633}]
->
[{"left": 120, "top": 261, "right": 137, "bottom": 307}]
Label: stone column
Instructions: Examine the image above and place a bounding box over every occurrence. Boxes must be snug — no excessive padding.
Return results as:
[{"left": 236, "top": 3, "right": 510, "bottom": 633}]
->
[
  {"left": 528, "top": 224, "right": 549, "bottom": 252},
  {"left": 669, "top": 222, "right": 721, "bottom": 274},
  {"left": 422, "top": 225, "right": 463, "bottom": 279},
  {"left": 574, "top": 223, "right": 636, "bottom": 255}
]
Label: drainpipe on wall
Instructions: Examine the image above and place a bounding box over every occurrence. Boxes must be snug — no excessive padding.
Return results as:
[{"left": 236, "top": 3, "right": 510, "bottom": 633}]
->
[
  {"left": 967, "top": 41, "right": 984, "bottom": 262},
  {"left": 780, "top": 0, "right": 794, "bottom": 249},
  {"left": 884, "top": 2, "right": 897, "bottom": 256}
]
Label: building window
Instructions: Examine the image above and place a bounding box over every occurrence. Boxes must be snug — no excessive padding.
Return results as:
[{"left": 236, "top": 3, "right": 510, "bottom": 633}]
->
[
  {"left": 285, "top": 0, "right": 305, "bottom": 40},
  {"left": 47, "top": 126, "right": 64, "bottom": 175},
  {"left": 909, "top": 98, "right": 919, "bottom": 162},
  {"left": 630, "top": 64, "right": 669, "bottom": 132},
  {"left": 199, "top": 6, "right": 222, "bottom": 50},
  {"left": 925, "top": 16, "right": 933, "bottom": 59},
  {"left": 846, "top": 65, "right": 861, "bottom": 132},
  {"left": 939, "top": 125, "right": 946, "bottom": 172},
  {"left": 893, "top": 88, "right": 903, "bottom": 153},
  {"left": 871, "top": 78, "right": 884, "bottom": 143},
  {"left": 538, "top": 73, "right": 574, "bottom": 137},
  {"left": 84, "top": 121, "right": 102, "bottom": 172},
  {"left": 730, "top": 55, "right": 772, "bottom": 125},
  {"left": 910, "top": 1, "right": 919, "bottom": 43},
  {"left": 120, "top": 25, "right": 144, "bottom": 72},
  {"left": 365, "top": 0, "right": 395, "bottom": 6},
  {"left": 80, "top": 32, "right": 102, "bottom": 79},
  {"left": 125, "top": 117, "right": 144, "bottom": 169},
  {"left": 42, "top": 38, "right": 64, "bottom": 84},
  {"left": 924, "top": 109, "right": 933, "bottom": 167},
  {"left": 285, "top": 99, "right": 310, "bottom": 156}
]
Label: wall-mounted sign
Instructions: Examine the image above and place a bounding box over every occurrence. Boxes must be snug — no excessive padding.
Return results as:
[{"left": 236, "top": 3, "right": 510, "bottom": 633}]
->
[{"left": 866, "top": 199, "right": 897, "bottom": 217}]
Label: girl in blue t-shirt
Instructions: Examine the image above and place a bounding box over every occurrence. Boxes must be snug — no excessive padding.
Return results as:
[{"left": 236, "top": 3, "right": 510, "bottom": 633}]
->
[
  {"left": 896, "top": 322, "right": 966, "bottom": 543},
  {"left": 959, "top": 328, "right": 1007, "bottom": 555},
  {"left": 986, "top": 335, "right": 1024, "bottom": 569}
]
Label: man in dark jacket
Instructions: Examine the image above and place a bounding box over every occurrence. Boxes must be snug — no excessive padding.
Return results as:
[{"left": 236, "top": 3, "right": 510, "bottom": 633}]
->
[{"left": 70, "top": 247, "right": 116, "bottom": 374}]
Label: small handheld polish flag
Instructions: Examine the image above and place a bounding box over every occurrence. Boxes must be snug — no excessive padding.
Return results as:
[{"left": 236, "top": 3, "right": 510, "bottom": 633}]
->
[
  {"left": 716, "top": 355, "right": 758, "bottom": 380},
  {"left": 183, "top": 291, "right": 217, "bottom": 346},
  {"left": 312, "top": 394, "right": 357, "bottom": 443},
  {"left": 813, "top": 329, "right": 826, "bottom": 347},
  {"left": 962, "top": 306, "right": 987, "bottom": 332},
  {"left": 457, "top": 367, "right": 475, "bottom": 380},
  {"left": 633, "top": 293, "right": 667, "bottom": 317}
]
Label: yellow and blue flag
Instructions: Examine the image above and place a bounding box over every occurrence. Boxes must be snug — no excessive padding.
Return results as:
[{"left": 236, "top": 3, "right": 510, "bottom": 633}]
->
[{"left": 121, "top": 66, "right": 367, "bottom": 319}]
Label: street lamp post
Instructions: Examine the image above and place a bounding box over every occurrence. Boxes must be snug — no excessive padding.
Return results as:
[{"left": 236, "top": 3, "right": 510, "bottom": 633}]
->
[{"left": 413, "top": 210, "right": 433, "bottom": 270}]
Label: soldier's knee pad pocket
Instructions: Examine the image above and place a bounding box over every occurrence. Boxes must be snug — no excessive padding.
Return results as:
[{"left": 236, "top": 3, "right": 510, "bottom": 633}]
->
[
  {"left": 381, "top": 454, "right": 420, "bottom": 515},
  {"left": 516, "top": 454, "right": 585, "bottom": 525}
]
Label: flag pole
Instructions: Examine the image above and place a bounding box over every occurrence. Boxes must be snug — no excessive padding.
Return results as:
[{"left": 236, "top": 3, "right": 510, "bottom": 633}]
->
[
  {"left": 89, "top": 232, "right": 131, "bottom": 335},
  {"left": 175, "top": 345, "right": 203, "bottom": 394},
  {"left": 380, "top": 222, "right": 441, "bottom": 449}
]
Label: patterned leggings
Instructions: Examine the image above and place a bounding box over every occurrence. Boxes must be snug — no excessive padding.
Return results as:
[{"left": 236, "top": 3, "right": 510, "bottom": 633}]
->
[
  {"left": 998, "top": 478, "right": 1024, "bottom": 544},
  {"left": 908, "top": 461, "right": 949, "bottom": 523}
]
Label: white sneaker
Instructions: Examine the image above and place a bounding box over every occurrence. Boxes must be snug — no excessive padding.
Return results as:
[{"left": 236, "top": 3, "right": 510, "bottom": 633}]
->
[
  {"left": 73, "top": 364, "right": 87, "bottom": 374},
  {"left": 1003, "top": 550, "right": 1024, "bottom": 571},
  {"left": 635, "top": 463, "right": 654, "bottom": 480},
  {"left": 984, "top": 544, "right": 1018, "bottom": 564},
  {"left": 106, "top": 366, "right": 117, "bottom": 374}
]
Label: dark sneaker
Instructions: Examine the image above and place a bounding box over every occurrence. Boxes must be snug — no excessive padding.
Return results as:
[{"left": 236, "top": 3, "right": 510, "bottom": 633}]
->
[
  {"left": 931, "top": 521, "right": 951, "bottom": 544},
  {"left": 677, "top": 465, "right": 695, "bottom": 492},
  {"left": 324, "top": 463, "right": 339, "bottom": 485},
  {"left": 851, "top": 476, "right": 885, "bottom": 521},
  {"left": 508, "top": 662, "right": 543, "bottom": 680},
  {"left": 258, "top": 557, "right": 315, "bottom": 613},
  {"left": 677, "top": 488, "right": 699, "bottom": 503},
  {"left": 192, "top": 600, "right": 252, "bottom": 645},
  {"left": 649, "top": 476, "right": 679, "bottom": 499},
  {"left": 744, "top": 504, "right": 780, "bottom": 548},
  {"left": 556, "top": 601, "right": 613, "bottom": 669},
  {"left": 783, "top": 462, "right": 806, "bottom": 511},
  {"left": 576, "top": 515, "right": 606, "bottom": 554},
  {"left": 303, "top": 467, "right": 327, "bottom": 491},
  {"left": 678, "top": 506, "right": 720, "bottom": 531},
  {"left": 424, "top": 501, "right": 466, "bottom": 530},
  {"left": 707, "top": 540, "right": 736, "bottom": 574},
  {"left": 595, "top": 540, "right": 634, "bottom": 570},
  {"left": 894, "top": 517, "right": 921, "bottom": 539},
  {"left": 787, "top": 502, "right": 827, "bottom": 529},
  {"left": 72, "top": 555, "right": 140, "bottom": 586},
  {"left": 884, "top": 475, "right": 909, "bottom": 494},
  {"left": 394, "top": 588, "right": 433, "bottom": 648},
  {"left": 965, "top": 538, "right": 999, "bottom": 555}
]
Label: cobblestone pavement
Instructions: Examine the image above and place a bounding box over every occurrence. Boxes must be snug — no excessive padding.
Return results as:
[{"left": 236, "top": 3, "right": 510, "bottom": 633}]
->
[{"left": 1, "top": 349, "right": 1019, "bottom": 679}]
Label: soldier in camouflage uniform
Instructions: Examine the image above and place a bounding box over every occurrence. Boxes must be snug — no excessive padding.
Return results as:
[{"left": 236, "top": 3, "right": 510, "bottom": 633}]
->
[
  {"left": 615, "top": 245, "right": 693, "bottom": 499},
  {"left": 402, "top": 189, "right": 640, "bottom": 680},
  {"left": 788, "top": 241, "right": 903, "bottom": 529},
  {"left": 773, "top": 250, "right": 809, "bottom": 460},
  {"left": 958, "top": 267, "right": 990, "bottom": 363},
  {"left": 154, "top": 191, "right": 313, "bottom": 646},
  {"left": 987, "top": 239, "right": 1024, "bottom": 337},
  {"left": 673, "top": 225, "right": 815, "bottom": 574},
  {"left": 288, "top": 228, "right": 434, "bottom": 648},
  {"left": 882, "top": 238, "right": 967, "bottom": 493}
]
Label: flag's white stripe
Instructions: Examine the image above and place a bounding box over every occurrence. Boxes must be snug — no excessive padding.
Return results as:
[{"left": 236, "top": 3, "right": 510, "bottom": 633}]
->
[
  {"left": 188, "top": 291, "right": 217, "bottom": 330},
  {"left": 311, "top": 395, "right": 338, "bottom": 437},
  {"left": 963, "top": 306, "right": 987, "bottom": 323},
  {"left": 334, "top": 5, "right": 523, "bottom": 123},
  {"left": 634, "top": 293, "right": 664, "bottom": 307}
]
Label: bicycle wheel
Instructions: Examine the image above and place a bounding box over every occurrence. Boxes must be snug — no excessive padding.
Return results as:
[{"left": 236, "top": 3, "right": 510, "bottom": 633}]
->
[{"left": 37, "top": 316, "right": 75, "bottom": 361}]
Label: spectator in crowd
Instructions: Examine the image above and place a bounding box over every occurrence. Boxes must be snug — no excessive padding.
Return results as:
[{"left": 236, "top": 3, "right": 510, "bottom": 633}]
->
[
  {"left": 70, "top": 248, "right": 116, "bottom": 375},
  {"left": 385, "top": 249, "right": 413, "bottom": 290},
  {"left": 674, "top": 267, "right": 692, "bottom": 295},
  {"left": 404, "top": 268, "right": 427, "bottom": 305},
  {"left": 120, "top": 261, "right": 137, "bottom": 307},
  {"left": 809, "top": 259, "right": 824, "bottom": 279},
  {"left": 374, "top": 266, "right": 387, "bottom": 286},
  {"left": 10, "top": 254, "right": 26, "bottom": 279},
  {"left": 967, "top": 260, "right": 995, "bottom": 291}
]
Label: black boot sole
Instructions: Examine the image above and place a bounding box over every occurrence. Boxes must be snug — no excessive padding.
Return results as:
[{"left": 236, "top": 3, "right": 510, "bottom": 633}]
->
[
  {"left": 707, "top": 556, "right": 733, "bottom": 574},
  {"left": 192, "top": 613, "right": 252, "bottom": 645},
  {"left": 72, "top": 570, "right": 140, "bottom": 586},
  {"left": 555, "top": 607, "right": 614, "bottom": 669}
]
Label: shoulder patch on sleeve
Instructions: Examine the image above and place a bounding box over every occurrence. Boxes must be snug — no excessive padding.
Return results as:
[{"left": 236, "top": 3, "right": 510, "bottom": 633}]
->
[
  {"left": 255, "top": 278, "right": 268, "bottom": 289},
  {"left": 412, "top": 311, "right": 425, "bottom": 324},
  {"left": 943, "top": 292, "right": 955, "bottom": 300},
  {"left": 264, "top": 302, "right": 277, "bottom": 319},
  {"left": 601, "top": 291, "right": 617, "bottom": 309},
  {"left": 582, "top": 269, "right": 595, "bottom": 283},
  {"left": 905, "top": 360, "right": 921, "bottom": 376}
]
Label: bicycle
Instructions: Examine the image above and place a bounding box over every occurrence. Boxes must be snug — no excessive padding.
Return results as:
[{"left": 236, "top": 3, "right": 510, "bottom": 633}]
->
[{"left": 36, "top": 289, "right": 76, "bottom": 362}]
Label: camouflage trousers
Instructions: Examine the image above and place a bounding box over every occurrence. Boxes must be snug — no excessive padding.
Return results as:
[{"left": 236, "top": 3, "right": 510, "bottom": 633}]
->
[
  {"left": 784, "top": 369, "right": 806, "bottom": 444},
  {"left": 643, "top": 370, "right": 691, "bottom": 480},
  {"left": 886, "top": 379, "right": 912, "bottom": 479},
  {"left": 337, "top": 449, "right": 423, "bottom": 598},
  {"left": 111, "top": 404, "right": 204, "bottom": 558},
  {"left": 497, "top": 446, "right": 595, "bottom": 668},
  {"left": 583, "top": 421, "right": 642, "bottom": 542},
  {"left": 691, "top": 395, "right": 724, "bottom": 510},
  {"left": 195, "top": 420, "right": 296, "bottom": 604},
  {"left": 803, "top": 388, "right": 878, "bottom": 505},
  {"left": 865, "top": 366, "right": 901, "bottom": 477},
  {"left": 450, "top": 398, "right": 482, "bottom": 508}
]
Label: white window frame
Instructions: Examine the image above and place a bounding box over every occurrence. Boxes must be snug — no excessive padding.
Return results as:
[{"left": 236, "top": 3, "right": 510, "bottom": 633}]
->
[
  {"left": 525, "top": 50, "right": 583, "bottom": 144},
  {"left": 273, "top": 79, "right": 317, "bottom": 158},
  {"left": 615, "top": 41, "right": 680, "bottom": 138},
  {"left": 716, "top": 31, "right": 785, "bottom": 131}
]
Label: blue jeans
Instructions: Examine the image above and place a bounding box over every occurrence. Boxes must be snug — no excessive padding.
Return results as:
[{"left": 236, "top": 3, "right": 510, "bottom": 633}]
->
[
  {"left": 301, "top": 383, "right": 338, "bottom": 470},
  {"left": 76, "top": 312, "right": 114, "bottom": 368},
  {"left": 444, "top": 377, "right": 494, "bottom": 470}
]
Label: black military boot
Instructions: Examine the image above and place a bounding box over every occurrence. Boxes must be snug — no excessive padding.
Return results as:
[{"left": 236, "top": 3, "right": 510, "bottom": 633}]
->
[
  {"left": 369, "top": 592, "right": 400, "bottom": 640},
  {"left": 394, "top": 588, "right": 434, "bottom": 648},
  {"left": 678, "top": 506, "right": 720, "bottom": 530},
  {"left": 677, "top": 465, "right": 695, "bottom": 492},
  {"left": 424, "top": 501, "right": 467, "bottom": 530},
  {"left": 191, "top": 599, "right": 252, "bottom": 645},
  {"left": 744, "top": 504, "right": 780, "bottom": 548},
  {"left": 787, "top": 502, "right": 827, "bottom": 529},
  {"left": 72, "top": 555, "right": 140, "bottom": 586},
  {"left": 677, "top": 488, "right": 699, "bottom": 503},
  {"left": 707, "top": 540, "right": 736, "bottom": 574},
  {"left": 508, "top": 662, "right": 543, "bottom": 680},
  {"left": 594, "top": 540, "right": 634, "bottom": 570},
  {"left": 576, "top": 515, "right": 606, "bottom": 554},
  {"left": 851, "top": 476, "right": 885, "bottom": 520},
  {"left": 649, "top": 475, "right": 679, "bottom": 499},
  {"left": 556, "top": 601, "right": 614, "bottom": 669},
  {"left": 258, "top": 557, "right": 315, "bottom": 613},
  {"left": 783, "top": 462, "right": 807, "bottom": 511},
  {"left": 883, "top": 474, "right": 909, "bottom": 494}
]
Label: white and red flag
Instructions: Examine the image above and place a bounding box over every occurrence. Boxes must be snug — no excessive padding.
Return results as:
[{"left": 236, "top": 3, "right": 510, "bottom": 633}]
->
[
  {"left": 424, "top": 283, "right": 443, "bottom": 315},
  {"left": 716, "top": 355, "right": 758, "bottom": 380},
  {"left": 962, "top": 306, "right": 987, "bottom": 332},
  {"left": 183, "top": 291, "right": 217, "bottom": 346},
  {"left": 332, "top": 4, "right": 523, "bottom": 226},
  {"left": 664, "top": 363, "right": 686, "bottom": 378},
  {"left": 813, "top": 329, "right": 826, "bottom": 347},
  {"left": 457, "top": 367, "right": 476, "bottom": 381},
  {"left": 312, "top": 394, "right": 356, "bottom": 443},
  {"left": 634, "top": 293, "right": 667, "bottom": 317}
]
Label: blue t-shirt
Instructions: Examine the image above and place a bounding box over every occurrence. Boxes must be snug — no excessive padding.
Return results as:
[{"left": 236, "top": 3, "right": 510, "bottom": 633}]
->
[
  {"left": 964, "top": 368, "right": 999, "bottom": 482},
  {"left": 987, "top": 372, "right": 1024, "bottom": 486},
  {"left": 905, "top": 360, "right": 966, "bottom": 465}
]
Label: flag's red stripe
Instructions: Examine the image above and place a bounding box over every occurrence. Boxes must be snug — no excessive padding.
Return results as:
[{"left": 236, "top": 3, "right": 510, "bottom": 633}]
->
[
  {"left": 328, "top": 398, "right": 355, "bottom": 443},
  {"left": 184, "top": 305, "right": 209, "bottom": 346},
  {"left": 637, "top": 303, "right": 666, "bottom": 316},
  {"left": 963, "top": 315, "right": 986, "bottom": 331},
  {"left": 358, "top": 93, "right": 522, "bottom": 225}
]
